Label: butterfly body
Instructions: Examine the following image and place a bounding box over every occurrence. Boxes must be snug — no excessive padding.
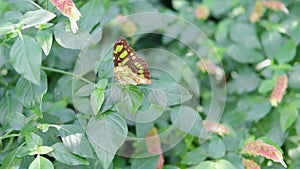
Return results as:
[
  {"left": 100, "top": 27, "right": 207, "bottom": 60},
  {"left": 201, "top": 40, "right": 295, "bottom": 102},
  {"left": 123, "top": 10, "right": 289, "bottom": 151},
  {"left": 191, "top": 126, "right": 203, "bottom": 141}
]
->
[{"left": 113, "top": 37, "right": 151, "bottom": 85}]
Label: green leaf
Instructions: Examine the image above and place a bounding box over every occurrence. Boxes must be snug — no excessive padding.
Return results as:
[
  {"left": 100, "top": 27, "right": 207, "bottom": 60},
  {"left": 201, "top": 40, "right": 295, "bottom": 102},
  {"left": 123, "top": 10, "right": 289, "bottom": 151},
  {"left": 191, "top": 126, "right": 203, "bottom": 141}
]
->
[
  {"left": 53, "top": 76, "right": 72, "bottom": 101},
  {"left": 6, "top": 112, "right": 26, "bottom": 131},
  {"left": 74, "top": 84, "right": 95, "bottom": 97},
  {"left": 215, "top": 19, "right": 231, "bottom": 42},
  {"left": 195, "top": 161, "right": 215, "bottom": 169},
  {"left": 78, "top": 0, "right": 104, "bottom": 31},
  {"left": 15, "top": 72, "right": 47, "bottom": 118},
  {"left": 279, "top": 103, "right": 298, "bottom": 131},
  {"left": 37, "top": 146, "right": 54, "bottom": 154},
  {"left": 21, "top": 9, "right": 56, "bottom": 28},
  {"left": 0, "top": 91, "right": 23, "bottom": 125},
  {"left": 86, "top": 113, "right": 128, "bottom": 169},
  {"left": 0, "top": 21, "right": 14, "bottom": 36},
  {"left": 195, "top": 159, "right": 237, "bottom": 169},
  {"left": 170, "top": 106, "right": 202, "bottom": 137},
  {"left": 20, "top": 120, "right": 37, "bottom": 135},
  {"left": 10, "top": 35, "right": 42, "bottom": 85},
  {"left": 96, "top": 79, "right": 108, "bottom": 89},
  {"left": 258, "top": 79, "right": 274, "bottom": 94},
  {"left": 113, "top": 85, "right": 144, "bottom": 115},
  {"left": 131, "top": 156, "right": 159, "bottom": 169},
  {"left": 59, "top": 125, "right": 95, "bottom": 158},
  {"left": 89, "top": 140, "right": 115, "bottom": 169},
  {"left": 28, "top": 155, "right": 54, "bottom": 169},
  {"left": 90, "top": 88, "right": 105, "bottom": 115},
  {"left": 290, "top": 24, "right": 300, "bottom": 45},
  {"left": 51, "top": 143, "right": 89, "bottom": 166},
  {"left": 275, "top": 40, "right": 296, "bottom": 63},
  {"left": 0, "top": 148, "right": 22, "bottom": 169},
  {"left": 215, "top": 159, "right": 237, "bottom": 169},
  {"left": 236, "top": 96, "right": 271, "bottom": 122},
  {"left": 25, "top": 133, "right": 43, "bottom": 147},
  {"left": 149, "top": 81, "right": 192, "bottom": 106},
  {"left": 228, "top": 68, "right": 261, "bottom": 94},
  {"left": 45, "top": 106, "right": 76, "bottom": 123},
  {"left": 36, "top": 29, "right": 53, "bottom": 55},
  {"left": 261, "top": 31, "right": 282, "bottom": 59},
  {"left": 289, "top": 65, "right": 300, "bottom": 89},
  {"left": 227, "top": 44, "right": 264, "bottom": 63},
  {"left": 208, "top": 137, "right": 226, "bottom": 158},
  {"left": 203, "top": 0, "right": 233, "bottom": 16},
  {"left": 181, "top": 147, "right": 206, "bottom": 165},
  {"left": 53, "top": 22, "right": 91, "bottom": 49},
  {"left": 229, "top": 22, "right": 261, "bottom": 49},
  {"left": 37, "top": 123, "right": 49, "bottom": 132}
]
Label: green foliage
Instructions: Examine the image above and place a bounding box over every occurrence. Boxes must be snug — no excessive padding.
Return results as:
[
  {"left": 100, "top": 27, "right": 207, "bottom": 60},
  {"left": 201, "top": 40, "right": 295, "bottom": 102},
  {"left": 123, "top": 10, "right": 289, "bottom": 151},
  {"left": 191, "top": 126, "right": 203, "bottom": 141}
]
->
[{"left": 0, "top": 0, "right": 300, "bottom": 169}]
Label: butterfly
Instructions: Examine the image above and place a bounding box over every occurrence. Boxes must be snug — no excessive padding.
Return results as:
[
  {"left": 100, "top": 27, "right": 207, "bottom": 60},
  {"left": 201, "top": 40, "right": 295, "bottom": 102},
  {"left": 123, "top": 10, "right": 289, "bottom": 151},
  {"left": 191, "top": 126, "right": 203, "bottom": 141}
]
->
[{"left": 113, "top": 37, "right": 151, "bottom": 85}]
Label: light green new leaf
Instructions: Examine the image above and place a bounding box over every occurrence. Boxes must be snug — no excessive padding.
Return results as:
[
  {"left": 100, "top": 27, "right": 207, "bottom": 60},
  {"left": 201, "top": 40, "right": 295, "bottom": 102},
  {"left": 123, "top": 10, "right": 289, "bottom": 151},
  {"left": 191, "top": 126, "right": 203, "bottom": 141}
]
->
[
  {"left": 10, "top": 35, "right": 42, "bottom": 85},
  {"left": 90, "top": 88, "right": 105, "bottom": 115},
  {"left": 36, "top": 29, "right": 53, "bottom": 55},
  {"left": 96, "top": 79, "right": 108, "bottom": 89},
  {"left": 21, "top": 9, "right": 56, "bottom": 28},
  {"left": 51, "top": 143, "right": 89, "bottom": 166},
  {"left": 28, "top": 155, "right": 54, "bottom": 169},
  {"left": 15, "top": 71, "right": 47, "bottom": 118},
  {"left": 90, "top": 79, "right": 108, "bottom": 115},
  {"left": 37, "top": 146, "right": 54, "bottom": 155}
]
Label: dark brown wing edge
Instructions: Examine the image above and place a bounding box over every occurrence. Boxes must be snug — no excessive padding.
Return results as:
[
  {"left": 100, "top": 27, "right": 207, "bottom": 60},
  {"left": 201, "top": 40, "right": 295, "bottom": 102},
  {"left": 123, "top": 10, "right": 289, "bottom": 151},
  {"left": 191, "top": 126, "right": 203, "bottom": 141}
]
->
[{"left": 113, "top": 37, "right": 151, "bottom": 80}]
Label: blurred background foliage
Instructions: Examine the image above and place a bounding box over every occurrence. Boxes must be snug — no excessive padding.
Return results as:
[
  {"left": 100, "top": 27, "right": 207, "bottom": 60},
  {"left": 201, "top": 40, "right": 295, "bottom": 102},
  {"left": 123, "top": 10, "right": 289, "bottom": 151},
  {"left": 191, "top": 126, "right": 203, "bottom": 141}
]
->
[{"left": 0, "top": 0, "right": 300, "bottom": 169}]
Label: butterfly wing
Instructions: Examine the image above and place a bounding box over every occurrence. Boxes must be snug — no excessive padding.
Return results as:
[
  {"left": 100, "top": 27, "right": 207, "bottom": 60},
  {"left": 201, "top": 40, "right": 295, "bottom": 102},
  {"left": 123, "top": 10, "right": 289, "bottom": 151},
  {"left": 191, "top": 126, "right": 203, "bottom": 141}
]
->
[{"left": 113, "top": 37, "right": 151, "bottom": 84}]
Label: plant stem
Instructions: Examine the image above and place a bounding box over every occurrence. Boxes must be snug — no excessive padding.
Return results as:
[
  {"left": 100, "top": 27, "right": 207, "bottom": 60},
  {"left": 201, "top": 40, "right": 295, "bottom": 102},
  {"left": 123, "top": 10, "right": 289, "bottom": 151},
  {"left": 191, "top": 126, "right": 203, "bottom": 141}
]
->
[
  {"left": 0, "top": 76, "right": 8, "bottom": 87},
  {"left": 0, "top": 134, "right": 20, "bottom": 140},
  {"left": 41, "top": 66, "right": 95, "bottom": 85}
]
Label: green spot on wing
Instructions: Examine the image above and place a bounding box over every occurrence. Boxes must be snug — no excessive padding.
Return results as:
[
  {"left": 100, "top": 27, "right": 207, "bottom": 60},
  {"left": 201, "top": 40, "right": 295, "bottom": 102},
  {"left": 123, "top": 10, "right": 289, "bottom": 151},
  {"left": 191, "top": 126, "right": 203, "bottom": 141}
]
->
[
  {"left": 120, "top": 50, "right": 128, "bottom": 59},
  {"left": 114, "top": 45, "right": 123, "bottom": 54},
  {"left": 121, "top": 58, "right": 129, "bottom": 65}
]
